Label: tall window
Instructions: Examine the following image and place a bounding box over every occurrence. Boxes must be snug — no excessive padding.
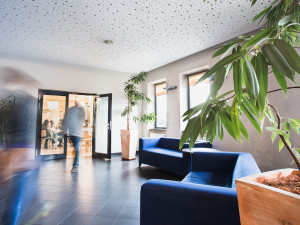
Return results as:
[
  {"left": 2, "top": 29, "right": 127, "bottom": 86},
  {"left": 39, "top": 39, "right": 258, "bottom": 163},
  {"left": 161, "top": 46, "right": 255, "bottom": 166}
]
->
[
  {"left": 187, "top": 71, "right": 212, "bottom": 109},
  {"left": 155, "top": 82, "right": 167, "bottom": 128}
]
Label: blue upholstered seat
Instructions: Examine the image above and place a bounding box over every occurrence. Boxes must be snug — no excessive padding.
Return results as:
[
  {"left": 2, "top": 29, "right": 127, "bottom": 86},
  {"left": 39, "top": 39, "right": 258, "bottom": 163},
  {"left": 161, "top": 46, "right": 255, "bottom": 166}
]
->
[
  {"left": 142, "top": 148, "right": 183, "bottom": 158},
  {"left": 141, "top": 151, "right": 261, "bottom": 225},
  {"left": 139, "top": 137, "right": 212, "bottom": 176}
]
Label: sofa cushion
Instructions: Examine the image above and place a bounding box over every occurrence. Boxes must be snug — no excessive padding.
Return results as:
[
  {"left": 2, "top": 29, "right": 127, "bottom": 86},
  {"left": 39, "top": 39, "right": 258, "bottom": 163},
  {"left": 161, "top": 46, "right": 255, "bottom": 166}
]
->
[
  {"left": 143, "top": 148, "right": 182, "bottom": 158},
  {"left": 182, "top": 171, "right": 233, "bottom": 188},
  {"left": 157, "top": 138, "right": 181, "bottom": 151}
]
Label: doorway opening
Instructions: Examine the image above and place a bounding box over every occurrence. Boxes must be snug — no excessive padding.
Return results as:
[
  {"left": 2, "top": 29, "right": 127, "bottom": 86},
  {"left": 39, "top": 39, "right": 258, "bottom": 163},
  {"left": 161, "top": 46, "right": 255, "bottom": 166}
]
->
[{"left": 36, "top": 90, "right": 112, "bottom": 161}]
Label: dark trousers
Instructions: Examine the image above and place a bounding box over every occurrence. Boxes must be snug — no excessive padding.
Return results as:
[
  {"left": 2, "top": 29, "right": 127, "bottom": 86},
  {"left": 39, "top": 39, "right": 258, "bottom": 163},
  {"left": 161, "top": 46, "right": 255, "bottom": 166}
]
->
[{"left": 70, "top": 136, "right": 81, "bottom": 168}]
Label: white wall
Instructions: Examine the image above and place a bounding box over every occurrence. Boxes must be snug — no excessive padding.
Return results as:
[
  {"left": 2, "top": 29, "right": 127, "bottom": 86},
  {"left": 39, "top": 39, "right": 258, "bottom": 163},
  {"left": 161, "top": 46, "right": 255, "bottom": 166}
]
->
[
  {"left": 143, "top": 46, "right": 300, "bottom": 172},
  {"left": 0, "top": 53, "right": 137, "bottom": 154}
]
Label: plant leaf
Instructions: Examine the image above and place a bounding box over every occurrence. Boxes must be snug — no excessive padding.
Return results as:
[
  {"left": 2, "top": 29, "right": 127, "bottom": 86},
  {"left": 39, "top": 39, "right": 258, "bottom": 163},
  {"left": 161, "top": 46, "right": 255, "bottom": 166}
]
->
[
  {"left": 251, "top": 0, "right": 257, "bottom": 6},
  {"left": 240, "top": 104, "right": 262, "bottom": 134},
  {"left": 279, "top": 138, "right": 284, "bottom": 151},
  {"left": 220, "top": 111, "right": 237, "bottom": 141},
  {"left": 251, "top": 56, "right": 264, "bottom": 112},
  {"left": 210, "top": 67, "right": 227, "bottom": 97},
  {"left": 274, "top": 39, "right": 300, "bottom": 75},
  {"left": 179, "top": 117, "right": 197, "bottom": 149},
  {"left": 215, "top": 90, "right": 235, "bottom": 101},
  {"left": 258, "top": 53, "right": 269, "bottom": 95},
  {"left": 271, "top": 131, "right": 277, "bottom": 143},
  {"left": 241, "top": 27, "right": 272, "bottom": 50},
  {"left": 244, "top": 58, "right": 260, "bottom": 100},
  {"left": 252, "top": 5, "right": 272, "bottom": 22},
  {"left": 231, "top": 97, "right": 241, "bottom": 139},
  {"left": 278, "top": 12, "right": 300, "bottom": 26},
  {"left": 197, "top": 52, "right": 243, "bottom": 84},
  {"left": 266, "top": 127, "right": 286, "bottom": 136},
  {"left": 233, "top": 62, "right": 243, "bottom": 104},
  {"left": 240, "top": 121, "right": 249, "bottom": 141},
  {"left": 242, "top": 95, "right": 259, "bottom": 118},
  {"left": 213, "top": 43, "right": 237, "bottom": 58},
  {"left": 262, "top": 44, "right": 295, "bottom": 81},
  {"left": 272, "top": 66, "right": 287, "bottom": 95},
  {"left": 289, "top": 119, "right": 300, "bottom": 134},
  {"left": 182, "top": 102, "right": 205, "bottom": 121},
  {"left": 290, "top": 118, "right": 300, "bottom": 127}
]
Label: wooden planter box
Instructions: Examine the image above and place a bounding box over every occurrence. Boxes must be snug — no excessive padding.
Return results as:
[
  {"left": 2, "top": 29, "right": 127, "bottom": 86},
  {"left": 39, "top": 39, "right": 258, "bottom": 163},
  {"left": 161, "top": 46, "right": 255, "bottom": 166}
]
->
[
  {"left": 236, "top": 168, "right": 300, "bottom": 225},
  {"left": 120, "top": 129, "right": 138, "bottom": 160}
]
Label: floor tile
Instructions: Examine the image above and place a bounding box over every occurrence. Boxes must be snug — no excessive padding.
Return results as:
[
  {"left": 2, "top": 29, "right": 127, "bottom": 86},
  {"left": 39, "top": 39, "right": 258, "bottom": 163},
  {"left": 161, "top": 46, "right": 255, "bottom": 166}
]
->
[
  {"left": 28, "top": 211, "right": 68, "bottom": 225},
  {"left": 106, "top": 197, "right": 128, "bottom": 206},
  {"left": 73, "top": 203, "right": 103, "bottom": 215},
  {"left": 114, "top": 218, "right": 140, "bottom": 225},
  {"left": 118, "top": 207, "right": 140, "bottom": 220},
  {"left": 59, "top": 213, "right": 92, "bottom": 225},
  {"left": 96, "top": 205, "right": 123, "bottom": 218},
  {"left": 86, "top": 216, "right": 115, "bottom": 225}
]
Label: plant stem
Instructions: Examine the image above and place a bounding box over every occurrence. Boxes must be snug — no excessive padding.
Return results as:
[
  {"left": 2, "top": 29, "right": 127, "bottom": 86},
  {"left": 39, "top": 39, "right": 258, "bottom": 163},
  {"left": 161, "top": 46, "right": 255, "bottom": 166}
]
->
[{"left": 268, "top": 104, "right": 300, "bottom": 170}]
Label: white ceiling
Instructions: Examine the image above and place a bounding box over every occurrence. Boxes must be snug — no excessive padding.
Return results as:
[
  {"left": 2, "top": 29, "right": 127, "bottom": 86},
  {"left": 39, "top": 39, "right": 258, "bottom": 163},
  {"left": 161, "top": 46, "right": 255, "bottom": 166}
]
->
[{"left": 0, "top": 0, "right": 271, "bottom": 73}]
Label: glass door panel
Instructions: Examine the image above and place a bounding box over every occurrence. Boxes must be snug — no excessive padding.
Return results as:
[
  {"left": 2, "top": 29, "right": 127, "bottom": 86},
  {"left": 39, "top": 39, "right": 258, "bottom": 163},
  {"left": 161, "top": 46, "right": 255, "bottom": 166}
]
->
[
  {"left": 67, "top": 94, "right": 94, "bottom": 158},
  {"left": 93, "top": 94, "right": 112, "bottom": 159},
  {"left": 37, "top": 90, "right": 68, "bottom": 160}
]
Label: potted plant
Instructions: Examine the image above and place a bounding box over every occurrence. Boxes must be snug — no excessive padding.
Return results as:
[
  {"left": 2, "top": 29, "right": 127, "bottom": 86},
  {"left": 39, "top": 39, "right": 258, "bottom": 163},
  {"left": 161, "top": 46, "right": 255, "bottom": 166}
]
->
[
  {"left": 180, "top": 0, "right": 300, "bottom": 224},
  {"left": 0, "top": 96, "right": 18, "bottom": 149},
  {"left": 121, "top": 72, "right": 155, "bottom": 160}
]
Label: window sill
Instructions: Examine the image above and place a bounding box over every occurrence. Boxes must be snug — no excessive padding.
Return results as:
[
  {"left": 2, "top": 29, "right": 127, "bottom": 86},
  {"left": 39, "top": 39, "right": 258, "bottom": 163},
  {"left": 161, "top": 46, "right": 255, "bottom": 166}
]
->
[{"left": 149, "top": 128, "right": 167, "bottom": 131}]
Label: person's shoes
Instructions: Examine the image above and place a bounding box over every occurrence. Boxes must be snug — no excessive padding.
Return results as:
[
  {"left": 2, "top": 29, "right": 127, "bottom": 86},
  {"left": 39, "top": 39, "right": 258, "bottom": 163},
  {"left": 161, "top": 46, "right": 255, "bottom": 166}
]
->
[{"left": 71, "top": 167, "right": 78, "bottom": 173}]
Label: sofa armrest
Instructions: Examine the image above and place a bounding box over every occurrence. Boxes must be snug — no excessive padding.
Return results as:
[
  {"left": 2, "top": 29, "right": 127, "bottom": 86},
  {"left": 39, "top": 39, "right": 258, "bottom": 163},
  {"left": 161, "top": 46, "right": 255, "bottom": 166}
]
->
[
  {"left": 141, "top": 179, "right": 240, "bottom": 225},
  {"left": 139, "top": 138, "right": 160, "bottom": 150},
  {"left": 231, "top": 153, "right": 260, "bottom": 188}
]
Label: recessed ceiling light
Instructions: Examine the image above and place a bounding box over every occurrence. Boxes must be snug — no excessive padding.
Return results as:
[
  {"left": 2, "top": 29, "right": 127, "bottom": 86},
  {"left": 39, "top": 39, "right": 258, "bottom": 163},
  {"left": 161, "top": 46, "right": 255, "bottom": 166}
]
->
[{"left": 103, "top": 40, "right": 113, "bottom": 45}]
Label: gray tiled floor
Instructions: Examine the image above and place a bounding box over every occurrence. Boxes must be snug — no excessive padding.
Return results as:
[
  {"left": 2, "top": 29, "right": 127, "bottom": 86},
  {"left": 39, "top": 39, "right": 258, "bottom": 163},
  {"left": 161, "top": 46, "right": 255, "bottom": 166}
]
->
[{"left": 0, "top": 154, "right": 182, "bottom": 225}]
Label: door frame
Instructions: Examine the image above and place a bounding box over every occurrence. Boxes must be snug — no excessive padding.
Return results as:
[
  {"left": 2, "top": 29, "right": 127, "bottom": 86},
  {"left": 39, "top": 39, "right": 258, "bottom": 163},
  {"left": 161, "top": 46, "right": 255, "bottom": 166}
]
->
[
  {"left": 92, "top": 93, "right": 112, "bottom": 160},
  {"left": 36, "top": 89, "right": 98, "bottom": 160},
  {"left": 36, "top": 89, "right": 69, "bottom": 160}
]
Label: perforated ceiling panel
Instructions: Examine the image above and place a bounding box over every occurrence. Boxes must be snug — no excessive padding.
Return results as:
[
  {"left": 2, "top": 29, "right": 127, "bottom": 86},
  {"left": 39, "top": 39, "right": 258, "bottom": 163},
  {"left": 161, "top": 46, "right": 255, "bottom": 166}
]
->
[{"left": 0, "top": 0, "right": 271, "bottom": 73}]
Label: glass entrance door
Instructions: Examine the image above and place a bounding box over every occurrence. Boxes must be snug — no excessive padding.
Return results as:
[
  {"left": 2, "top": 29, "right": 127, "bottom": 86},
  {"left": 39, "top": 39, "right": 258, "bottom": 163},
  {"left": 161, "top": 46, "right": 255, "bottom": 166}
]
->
[
  {"left": 93, "top": 94, "right": 112, "bottom": 159},
  {"left": 66, "top": 94, "right": 94, "bottom": 159},
  {"left": 36, "top": 90, "right": 68, "bottom": 160}
]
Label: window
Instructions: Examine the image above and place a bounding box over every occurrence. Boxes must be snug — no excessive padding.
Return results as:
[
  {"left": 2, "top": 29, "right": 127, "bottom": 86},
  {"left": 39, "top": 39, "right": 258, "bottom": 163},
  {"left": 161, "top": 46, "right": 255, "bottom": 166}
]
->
[
  {"left": 155, "top": 82, "right": 167, "bottom": 128},
  {"left": 187, "top": 71, "right": 212, "bottom": 109}
]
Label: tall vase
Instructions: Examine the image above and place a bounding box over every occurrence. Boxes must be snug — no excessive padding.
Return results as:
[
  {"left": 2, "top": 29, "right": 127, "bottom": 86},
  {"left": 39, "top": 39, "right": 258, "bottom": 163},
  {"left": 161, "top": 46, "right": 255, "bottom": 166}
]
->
[{"left": 120, "top": 129, "right": 138, "bottom": 160}]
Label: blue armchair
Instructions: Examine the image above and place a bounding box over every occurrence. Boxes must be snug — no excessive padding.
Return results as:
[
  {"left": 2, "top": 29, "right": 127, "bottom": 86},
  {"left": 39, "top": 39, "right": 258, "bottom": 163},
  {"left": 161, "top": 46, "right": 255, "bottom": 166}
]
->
[
  {"left": 139, "top": 137, "right": 212, "bottom": 176},
  {"left": 140, "top": 151, "right": 260, "bottom": 225}
]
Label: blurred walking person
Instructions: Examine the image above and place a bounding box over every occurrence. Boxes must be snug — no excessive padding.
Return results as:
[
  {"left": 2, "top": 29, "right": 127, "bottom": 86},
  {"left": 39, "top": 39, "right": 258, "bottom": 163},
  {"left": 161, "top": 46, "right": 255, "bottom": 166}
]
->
[
  {"left": 63, "top": 97, "right": 85, "bottom": 173},
  {"left": 0, "top": 67, "right": 39, "bottom": 225}
]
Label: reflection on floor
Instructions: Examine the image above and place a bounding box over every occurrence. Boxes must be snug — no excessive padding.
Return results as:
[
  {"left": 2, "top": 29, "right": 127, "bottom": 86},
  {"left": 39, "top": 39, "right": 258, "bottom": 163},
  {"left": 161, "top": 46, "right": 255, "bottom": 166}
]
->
[
  {"left": 41, "top": 146, "right": 64, "bottom": 155},
  {"left": 0, "top": 155, "right": 182, "bottom": 225}
]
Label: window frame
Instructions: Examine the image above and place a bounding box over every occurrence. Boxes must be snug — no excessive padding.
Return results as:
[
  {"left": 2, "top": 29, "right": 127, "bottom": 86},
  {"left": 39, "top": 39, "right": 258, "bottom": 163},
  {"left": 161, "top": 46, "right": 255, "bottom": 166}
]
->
[
  {"left": 154, "top": 82, "right": 167, "bottom": 129},
  {"left": 187, "top": 70, "right": 211, "bottom": 110}
]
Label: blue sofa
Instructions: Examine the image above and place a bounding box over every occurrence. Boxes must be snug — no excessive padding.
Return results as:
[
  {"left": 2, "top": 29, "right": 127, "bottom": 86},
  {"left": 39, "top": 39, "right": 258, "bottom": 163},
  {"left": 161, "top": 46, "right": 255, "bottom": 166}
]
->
[
  {"left": 141, "top": 151, "right": 261, "bottom": 225},
  {"left": 139, "top": 137, "right": 212, "bottom": 176}
]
